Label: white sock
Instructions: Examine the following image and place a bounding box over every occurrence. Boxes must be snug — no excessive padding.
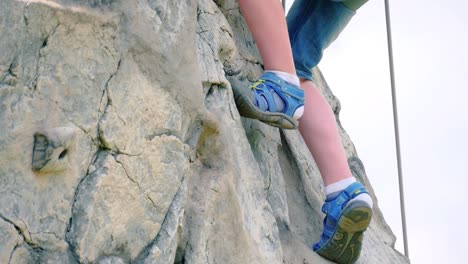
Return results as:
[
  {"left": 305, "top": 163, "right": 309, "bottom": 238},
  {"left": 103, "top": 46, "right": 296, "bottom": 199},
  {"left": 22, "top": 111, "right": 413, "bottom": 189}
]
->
[
  {"left": 325, "top": 177, "right": 373, "bottom": 208},
  {"left": 352, "top": 192, "right": 373, "bottom": 208},
  {"left": 325, "top": 177, "right": 356, "bottom": 195},
  {"left": 265, "top": 70, "right": 300, "bottom": 86}
]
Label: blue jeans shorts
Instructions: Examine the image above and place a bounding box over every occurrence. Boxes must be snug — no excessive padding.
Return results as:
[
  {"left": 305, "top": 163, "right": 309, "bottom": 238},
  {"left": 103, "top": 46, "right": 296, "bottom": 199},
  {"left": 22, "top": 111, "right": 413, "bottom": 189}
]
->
[{"left": 287, "top": 0, "right": 357, "bottom": 81}]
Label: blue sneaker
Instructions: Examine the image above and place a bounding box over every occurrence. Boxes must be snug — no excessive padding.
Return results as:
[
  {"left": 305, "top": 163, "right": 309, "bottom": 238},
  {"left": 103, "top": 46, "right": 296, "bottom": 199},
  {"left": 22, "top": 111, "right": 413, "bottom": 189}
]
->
[
  {"left": 228, "top": 72, "right": 304, "bottom": 129},
  {"left": 313, "top": 182, "right": 373, "bottom": 264}
]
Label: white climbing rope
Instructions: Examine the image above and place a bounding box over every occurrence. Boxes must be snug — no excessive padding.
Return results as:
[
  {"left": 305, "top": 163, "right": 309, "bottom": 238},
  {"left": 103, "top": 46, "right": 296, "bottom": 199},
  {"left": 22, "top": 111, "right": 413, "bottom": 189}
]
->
[{"left": 384, "top": 0, "right": 409, "bottom": 258}]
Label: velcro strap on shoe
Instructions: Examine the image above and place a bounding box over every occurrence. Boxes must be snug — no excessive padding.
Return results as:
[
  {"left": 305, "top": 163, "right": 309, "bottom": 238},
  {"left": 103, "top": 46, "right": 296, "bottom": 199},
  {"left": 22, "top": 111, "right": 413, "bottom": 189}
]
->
[
  {"left": 261, "top": 73, "right": 305, "bottom": 101},
  {"left": 344, "top": 182, "right": 369, "bottom": 199},
  {"left": 252, "top": 82, "right": 277, "bottom": 112},
  {"left": 259, "top": 73, "right": 304, "bottom": 117},
  {"left": 321, "top": 182, "right": 368, "bottom": 223}
]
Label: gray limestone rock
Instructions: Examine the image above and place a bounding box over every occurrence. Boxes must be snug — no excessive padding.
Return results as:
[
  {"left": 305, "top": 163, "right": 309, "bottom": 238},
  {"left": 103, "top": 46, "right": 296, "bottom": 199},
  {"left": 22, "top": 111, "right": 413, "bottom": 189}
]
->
[
  {"left": 0, "top": 218, "right": 24, "bottom": 264},
  {"left": 0, "top": 0, "right": 409, "bottom": 263}
]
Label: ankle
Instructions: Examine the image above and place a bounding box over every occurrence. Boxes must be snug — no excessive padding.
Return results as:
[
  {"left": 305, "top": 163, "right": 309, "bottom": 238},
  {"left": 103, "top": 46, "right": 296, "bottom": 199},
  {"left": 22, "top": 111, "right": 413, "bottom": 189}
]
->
[
  {"left": 325, "top": 177, "right": 356, "bottom": 196},
  {"left": 325, "top": 178, "right": 373, "bottom": 208}
]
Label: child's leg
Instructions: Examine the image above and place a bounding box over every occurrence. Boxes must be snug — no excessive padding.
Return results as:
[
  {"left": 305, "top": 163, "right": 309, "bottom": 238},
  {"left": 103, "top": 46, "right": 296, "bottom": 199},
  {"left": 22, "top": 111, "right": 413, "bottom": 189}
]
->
[
  {"left": 230, "top": 0, "right": 305, "bottom": 129},
  {"left": 298, "top": 66, "right": 373, "bottom": 264},
  {"left": 287, "top": 0, "right": 363, "bottom": 185},
  {"left": 237, "top": 0, "right": 296, "bottom": 75},
  {"left": 288, "top": 1, "right": 372, "bottom": 262},
  {"left": 298, "top": 80, "right": 351, "bottom": 186}
]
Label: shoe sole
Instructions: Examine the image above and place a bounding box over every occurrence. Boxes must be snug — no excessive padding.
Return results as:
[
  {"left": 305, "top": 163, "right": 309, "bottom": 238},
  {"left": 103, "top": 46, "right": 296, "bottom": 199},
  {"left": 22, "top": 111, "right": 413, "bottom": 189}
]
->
[
  {"left": 228, "top": 77, "right": 298, "bottom": 130},
  {"left": 315, "top": 205, "right": 373, "bottom": 264}
]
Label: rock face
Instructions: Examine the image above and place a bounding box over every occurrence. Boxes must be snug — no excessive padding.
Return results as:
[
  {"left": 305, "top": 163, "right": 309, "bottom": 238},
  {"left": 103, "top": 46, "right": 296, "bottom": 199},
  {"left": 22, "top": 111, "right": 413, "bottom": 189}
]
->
[{"left": 0, "top": 0, "right": 409, "bottom": 263}]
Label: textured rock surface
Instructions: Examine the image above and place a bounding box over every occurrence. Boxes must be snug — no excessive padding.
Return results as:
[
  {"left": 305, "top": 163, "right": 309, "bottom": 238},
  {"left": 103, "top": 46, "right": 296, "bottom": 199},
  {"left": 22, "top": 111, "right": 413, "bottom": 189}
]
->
[{"left": 0, "top": 0, "right": 409, "bottom": 263}]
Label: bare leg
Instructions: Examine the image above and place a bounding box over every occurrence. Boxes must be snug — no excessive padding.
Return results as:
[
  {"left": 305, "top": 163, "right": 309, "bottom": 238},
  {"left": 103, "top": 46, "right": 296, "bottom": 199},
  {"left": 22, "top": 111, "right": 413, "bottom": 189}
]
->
[
  {"left": 237, "top": 0, "right": 296, "bottom": 75},
  {"left": 298, "top": 79, "right": 352, "bottom": 186}
]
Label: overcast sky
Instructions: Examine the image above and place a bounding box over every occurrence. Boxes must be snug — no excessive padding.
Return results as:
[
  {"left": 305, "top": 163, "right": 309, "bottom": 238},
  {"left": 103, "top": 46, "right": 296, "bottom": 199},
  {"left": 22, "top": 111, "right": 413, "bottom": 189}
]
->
[{"left": 286, "top": 0, "right": 468, "bottom": 263}]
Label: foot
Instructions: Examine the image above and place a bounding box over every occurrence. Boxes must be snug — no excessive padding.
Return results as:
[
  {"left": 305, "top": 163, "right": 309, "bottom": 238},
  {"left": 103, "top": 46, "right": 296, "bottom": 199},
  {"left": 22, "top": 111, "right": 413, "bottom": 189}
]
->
[
  {"left": 313, "top": 182, "right": 373, "bottom": 264},
  {"left": 228, "top": 72, "right": 304, "bottom": 129}
]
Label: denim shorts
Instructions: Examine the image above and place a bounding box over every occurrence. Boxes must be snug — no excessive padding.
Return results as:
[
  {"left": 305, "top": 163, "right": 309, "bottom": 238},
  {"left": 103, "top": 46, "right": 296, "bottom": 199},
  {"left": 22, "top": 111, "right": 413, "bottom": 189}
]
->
[{"left": 287, "top": 0, "right": 357, "bottom": 80}]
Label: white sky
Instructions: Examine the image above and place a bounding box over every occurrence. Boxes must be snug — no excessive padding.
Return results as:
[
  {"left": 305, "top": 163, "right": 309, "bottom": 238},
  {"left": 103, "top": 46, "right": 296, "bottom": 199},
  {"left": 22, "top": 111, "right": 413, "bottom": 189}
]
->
[{"left": 286, "top": 0, "right": 468, "bottom": 263}]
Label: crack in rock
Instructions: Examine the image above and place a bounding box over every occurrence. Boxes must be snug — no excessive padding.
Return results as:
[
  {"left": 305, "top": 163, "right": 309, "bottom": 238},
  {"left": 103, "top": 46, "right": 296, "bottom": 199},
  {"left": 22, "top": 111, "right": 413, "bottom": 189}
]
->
[
  {"left": 112, "top": 154, "right": 164, "bottom": 213},
  {"left": 33, "top": 23, "right": 61, "bottom": 90},
  {"left": 8, "top": 243, "right": 21, "bottom": 264},
  {"left": 97, "top": 58, "right": 122, "bottom": 149},
  {"left": 65, "top": 149, "right": 109, "bottom": 262},
  {"left": 134, "top": 178, "right": 186, "bottom": 263},
  {"left": 113, "top": 155, "right": 143, "bottom": 191},
  {"left": 0, "top": 214, "right": 43, "bottom": 251}
]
